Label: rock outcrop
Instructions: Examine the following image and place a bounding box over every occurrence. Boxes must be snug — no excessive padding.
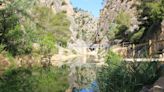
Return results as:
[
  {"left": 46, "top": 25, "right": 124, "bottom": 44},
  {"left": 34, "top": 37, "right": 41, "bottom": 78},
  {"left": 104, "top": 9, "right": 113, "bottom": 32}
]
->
[
  {"left": 149, "top": 77, "right": 164, "bottom": 92},
  {"left": 73, "top": 10, "right": 98, "bottom": 44},
  {"left": 38, "top": 0, "right": 74, "bottom": 15},
  {"left": 99, "top": 0, "right": 140, "bottom": 33}
]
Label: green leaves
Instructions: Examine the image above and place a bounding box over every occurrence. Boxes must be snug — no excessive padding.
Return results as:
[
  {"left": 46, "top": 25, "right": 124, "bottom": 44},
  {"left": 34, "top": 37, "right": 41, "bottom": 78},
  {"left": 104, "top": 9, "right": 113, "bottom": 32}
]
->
[
  {"left": 0, "top": 67, "right": 69, "bottom": 92},
  {"left": 32, "top": 6, "right": 71, "bottom": 46},
  {"left": 97, "top": 51, "right": 159, "bottom": 92},
  {"left": 130, "top": 27, "right": 145, "bottom": 43},
  {"left": 0, "top": 44, "right": 5, "bottom": 53},
  {"left": 145, "top": 1, "right": 164, "bottom": 22},
  {"left": 39, "top": 32, "right": 56, "bottom": 54},
  {"left": 141, "top": 0, "right": 164, "bottom": 24},
  {"left": 116, "top": 11, "right": 131, "bottom": 27},
  {"left": 0, "top": 1, "right": 71, "bottom": 55}
]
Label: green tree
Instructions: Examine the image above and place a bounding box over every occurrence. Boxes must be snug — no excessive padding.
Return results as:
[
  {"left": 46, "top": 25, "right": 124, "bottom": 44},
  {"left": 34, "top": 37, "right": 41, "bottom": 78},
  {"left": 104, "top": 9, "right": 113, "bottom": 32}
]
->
[
  {"left": 0, "top": 0, "right": 71, "bottom": 55},
  {"left": 32, "top": 6, "right": 71, "bottom": 46}
]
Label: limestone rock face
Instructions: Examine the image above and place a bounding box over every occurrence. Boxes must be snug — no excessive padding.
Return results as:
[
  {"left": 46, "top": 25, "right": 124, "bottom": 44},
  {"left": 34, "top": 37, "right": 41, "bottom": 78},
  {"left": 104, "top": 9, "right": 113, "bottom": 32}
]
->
[
  {"left": 39, "top": 0, "right": 74, "bottom": 16},
  {"left": 73, "top": 10, "right": 98, "bottom": 44},
  {"left": 61, "top": 0, "right": 74, "bottom": 16},
  {"left": 99, "top": 0, "right": 141, "bottom": 35},
  {"left": 37, "top": 0, "right": 99, "bottom": 46}
]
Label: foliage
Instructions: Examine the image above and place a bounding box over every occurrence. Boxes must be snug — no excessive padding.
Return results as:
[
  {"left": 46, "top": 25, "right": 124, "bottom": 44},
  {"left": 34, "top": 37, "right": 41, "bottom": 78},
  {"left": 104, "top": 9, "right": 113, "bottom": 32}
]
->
[
  {"left": 97, "top": 51, "right": 158, "bottom": 92},
  {"left": 0, "top": 8, "right": 34, "bottom": 55},
  {"left": 62, "top": 1, "right": 67, "bottom": 5},
  {"left": 126, "top": 0, "right": 164, "bottom": 42},
  {"left": 0, "top": 0, "right": 37, "bottom": 55},
  {"left": 39, "top": 32, "right": 56, "bottom": 55},
  {"left": 5, "top": 25, "right": 33, "bottom": 55},
  {"left": 0, "top": 9, "right": 19, "bottom": 42},
  {"left": 138, "top": 0, "right": 164, "bottom": 39},
  {"left": 116, "top": 11, "right": 131, "bottom": 28},
  {"left": 0, "top": 1, "right": 71, "bottom": 56},
  {"left": 0, "top": 44, "right": 5, "bottom": 53},
  {"left": 0, "top": 8, "right": 30, "bottom": 55},
  {"left": 108, "top": 10, "right": 131, "bottom": 40},
  {"left": 32, "top": 6, "right": 71, "bottom": 46},
  {"left": 142, "top": 0, "right": 164, "bottom": 23},
  {"left": 108, "top": 23, "right": 119, "bottom": 39},
  {"left": 0, "top": 66, "right": 69, "bottom": 92},
  {"left": 130, "top": 27, "right": 145, "bottom": 43},
  {"left": 108, "top": 0, "right": 164, "bottom": 42}
]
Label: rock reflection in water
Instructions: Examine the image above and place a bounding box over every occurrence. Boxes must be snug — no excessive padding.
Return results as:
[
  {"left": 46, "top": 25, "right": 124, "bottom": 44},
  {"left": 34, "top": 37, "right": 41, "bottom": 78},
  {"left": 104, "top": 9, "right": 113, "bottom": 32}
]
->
[{"left": 68, "top": 56, "right": 100, "bottom": 91}]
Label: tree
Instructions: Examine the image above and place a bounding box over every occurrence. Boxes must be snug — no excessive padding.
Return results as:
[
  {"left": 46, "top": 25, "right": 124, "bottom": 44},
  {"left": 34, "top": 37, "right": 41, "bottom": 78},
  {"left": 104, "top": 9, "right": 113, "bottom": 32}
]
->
[{"left": 0, "top": 0, "right": 71, "bottom": 55}]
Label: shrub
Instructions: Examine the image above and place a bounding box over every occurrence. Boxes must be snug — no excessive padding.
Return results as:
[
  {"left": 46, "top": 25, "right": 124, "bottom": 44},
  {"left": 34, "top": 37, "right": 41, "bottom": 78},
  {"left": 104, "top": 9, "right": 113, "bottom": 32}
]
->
[
  {"left": 116, "top": 10, "right": 131, "bottom": 28},
  {"left": 0, "top": 3, "right": 71, "bottom": 56},
  {"left": 32, "top": 6, "right": 71, "bottom": 46},
  {"left": 38, "top": 32, "right": 56, "bottom": 55},
  {"left": 5, "top": 25, "right": 33, "bottom": 55},
  {"left": 130, "top": 27, "right": 145, "bottom": 43},
  {"left": 62, "top": 1, "right": 67, "bottom": 6},
  {"left": 0, "top": 7, "right": 33, "bottom": 56},
  {"left": 145, "top": 1, "right": 164, "bottom": 22},
  {"left": 0, "top": 44, "right": 5, "bottom": 53},
  {"left": 97, "top": 50, "right": 159, "bottom": 92}
]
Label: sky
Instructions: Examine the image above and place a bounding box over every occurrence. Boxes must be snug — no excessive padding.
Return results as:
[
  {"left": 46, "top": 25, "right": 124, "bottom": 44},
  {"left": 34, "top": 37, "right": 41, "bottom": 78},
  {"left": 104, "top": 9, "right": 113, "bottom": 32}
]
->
[{"left": 70, "top": 0, "right": 103, "bottom": 17}]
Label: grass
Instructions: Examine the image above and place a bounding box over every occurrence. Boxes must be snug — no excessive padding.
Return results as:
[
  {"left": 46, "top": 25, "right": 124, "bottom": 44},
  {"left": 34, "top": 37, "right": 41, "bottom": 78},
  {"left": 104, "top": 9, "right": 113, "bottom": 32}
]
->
[{"left": 97, "top": 50, "right": 159, "bottom": 92}]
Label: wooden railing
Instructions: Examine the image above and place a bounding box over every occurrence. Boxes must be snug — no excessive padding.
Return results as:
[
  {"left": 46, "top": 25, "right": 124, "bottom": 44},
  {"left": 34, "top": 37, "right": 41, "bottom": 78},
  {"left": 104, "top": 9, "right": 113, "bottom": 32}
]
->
[{"left": 121, "top": 39, "right": 164, "bottom": 59}]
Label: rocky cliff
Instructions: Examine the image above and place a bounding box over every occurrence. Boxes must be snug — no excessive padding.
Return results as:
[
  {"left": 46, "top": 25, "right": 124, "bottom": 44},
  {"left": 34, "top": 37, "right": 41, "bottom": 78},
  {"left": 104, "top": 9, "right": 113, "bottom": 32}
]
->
[
  {"left": 38, "top": 0, "right": 99, "bottom": 45},
  {"left": 38, "top": 0, "right": 74, "bottom": 16},
  {"left": 99, "top": 0, "right": 140, "bottom": 33},
  {"left": 99, "top": 0, "right": 164, "bottom": 44},
  {"left": 73, "top": 10, "right": 98, "bottom": 44}
]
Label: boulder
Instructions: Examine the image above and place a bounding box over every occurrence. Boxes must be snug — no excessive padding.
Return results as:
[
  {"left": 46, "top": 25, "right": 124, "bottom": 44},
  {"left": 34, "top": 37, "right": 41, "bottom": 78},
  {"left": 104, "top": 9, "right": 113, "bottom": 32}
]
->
[{"left": 149, "top": 77, "right": 164, "bottom": 92}]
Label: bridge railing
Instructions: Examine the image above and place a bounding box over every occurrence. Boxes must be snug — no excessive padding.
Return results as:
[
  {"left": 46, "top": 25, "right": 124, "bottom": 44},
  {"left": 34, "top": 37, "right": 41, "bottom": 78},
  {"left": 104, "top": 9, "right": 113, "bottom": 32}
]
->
[{"left": 121, "top": 40, "right": 164, "bottom": 59}]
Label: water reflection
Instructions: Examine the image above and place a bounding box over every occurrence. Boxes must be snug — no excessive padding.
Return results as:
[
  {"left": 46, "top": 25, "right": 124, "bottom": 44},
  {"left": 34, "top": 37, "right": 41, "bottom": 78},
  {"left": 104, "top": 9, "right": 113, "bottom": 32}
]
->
[
  {"left": 68, "top": 58, "right": 99, "bottom": 91},
  {"left": 51, "top": 40, "right": 106, "bottom": 91}
]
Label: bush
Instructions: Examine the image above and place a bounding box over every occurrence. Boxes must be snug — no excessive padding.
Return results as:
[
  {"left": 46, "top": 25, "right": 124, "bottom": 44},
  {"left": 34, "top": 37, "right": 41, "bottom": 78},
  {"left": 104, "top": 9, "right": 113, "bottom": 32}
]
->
[
  {"left": 5, "top": 25, "right": 33, "bottom": 55},
  {"left": 0, "top": 66, "right": 69, "bottom": 92},
  {"left": 145, "top": 1, "right": 164, "bottom": 22},
  {"left": 130, "top": 27, "right": 145, "bottom": 43},
  {"left": 62, "top": 1, "right": 67, "bottom": 6},
  {"left": 0, "top": 4, "right": 71, "bottom": 56},
  {"left": 32, "top": 6, "right": 71, "bottom": 46},
  {"left": 38, "top": 32, "right": 56, "bottom": 55},
  {"left": 0, "top": 44, "right": 5, "bottom": 53},
  {"left": 116, "top": 11, "right": 131, "bottom": 28},
  {"left": 97, "top": 51, "right": 159, "bottom": 92},
  {"left": 0, "top": 7, "right": 33, "bottom": 56}
]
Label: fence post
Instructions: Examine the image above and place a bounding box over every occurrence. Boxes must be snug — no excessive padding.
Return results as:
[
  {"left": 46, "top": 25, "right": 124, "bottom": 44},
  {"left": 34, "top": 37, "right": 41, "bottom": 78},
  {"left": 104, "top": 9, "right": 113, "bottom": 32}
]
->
[
  {"left": 149, "top": 40, "right": 152, "bottom": 58},
  {"left": 132, "top": 44, "right": 135, "bottom": 58},
  {"left": 123, "top": 42, "right": 124, "bottom": 47}
]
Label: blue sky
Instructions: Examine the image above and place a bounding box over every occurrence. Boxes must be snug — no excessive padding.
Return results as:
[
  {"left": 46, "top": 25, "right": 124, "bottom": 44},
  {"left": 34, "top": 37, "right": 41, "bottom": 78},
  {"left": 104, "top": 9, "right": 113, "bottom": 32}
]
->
[{"left": 70, "top": 0, "right": 103, "bottom": 17}]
